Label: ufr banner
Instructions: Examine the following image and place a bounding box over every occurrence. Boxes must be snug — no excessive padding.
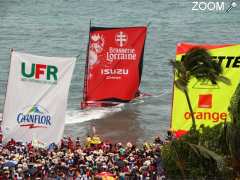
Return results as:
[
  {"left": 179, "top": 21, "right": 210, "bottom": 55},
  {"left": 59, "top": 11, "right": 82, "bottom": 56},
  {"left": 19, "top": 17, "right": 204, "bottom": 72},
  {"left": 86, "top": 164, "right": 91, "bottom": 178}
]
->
[
  {"left": 83, "top": 26, "right": 147, "bottom": 105},
  {"left": 171, "top": 42, "right": 240, "bottom": 132},
  {"left": 2, "top": 51, "right": 76, "bottom": 146}
]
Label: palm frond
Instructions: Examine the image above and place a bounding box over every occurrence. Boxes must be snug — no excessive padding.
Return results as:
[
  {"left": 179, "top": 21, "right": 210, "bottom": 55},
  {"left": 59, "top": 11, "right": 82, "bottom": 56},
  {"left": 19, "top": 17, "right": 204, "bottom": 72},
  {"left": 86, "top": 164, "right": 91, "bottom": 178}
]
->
[
  {"left": 170, "top": 60, "right": 186, "bottom": 75},
  {"left": 175, "top": 79, "right": 188, "bottom": 92},
  {"left": 217, "top": 76, "right": 231, "bottom": 85},
  {"left": 187, "top": 143, "right": 224, "bottom": 170},
  {"left": 183, "top": 48, "right": 212, "bottom": 71},
  {"left": 184, "top": 48, "right": 224, "bottom": 84},
  {"left": 226, "top": 124, "right": 240, "bottom": 161}
]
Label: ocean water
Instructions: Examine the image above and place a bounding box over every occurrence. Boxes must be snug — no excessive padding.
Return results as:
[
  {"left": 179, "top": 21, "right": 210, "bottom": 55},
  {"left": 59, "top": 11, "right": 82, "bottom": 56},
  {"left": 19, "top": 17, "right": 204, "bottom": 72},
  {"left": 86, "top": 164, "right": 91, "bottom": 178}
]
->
[{"left": 0, "top": 0, "right": 239, "bottom": 144}]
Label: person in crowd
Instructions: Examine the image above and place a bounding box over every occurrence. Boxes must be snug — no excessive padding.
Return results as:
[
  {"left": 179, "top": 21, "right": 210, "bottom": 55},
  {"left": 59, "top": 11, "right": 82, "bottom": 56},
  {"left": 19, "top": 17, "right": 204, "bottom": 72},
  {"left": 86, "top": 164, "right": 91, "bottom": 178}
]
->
[
  {"left": 165, "top": 128, "right": 176, "bottom": 142},
  {"left": 0, "top": 135, "right": 167, "bottom": 179},
  {"left": 0, "top": 127, "right": 3, "bottom": 145},
  {"left": 154, "top": 136, "right": 164, "bottom": 145}
]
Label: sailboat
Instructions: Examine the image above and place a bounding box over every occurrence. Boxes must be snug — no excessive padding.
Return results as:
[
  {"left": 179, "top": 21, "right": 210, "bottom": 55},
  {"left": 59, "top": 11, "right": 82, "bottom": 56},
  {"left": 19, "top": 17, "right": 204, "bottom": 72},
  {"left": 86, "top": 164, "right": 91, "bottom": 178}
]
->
[{"left": 81, "top": 25, "right": 148, "bottom": 109}]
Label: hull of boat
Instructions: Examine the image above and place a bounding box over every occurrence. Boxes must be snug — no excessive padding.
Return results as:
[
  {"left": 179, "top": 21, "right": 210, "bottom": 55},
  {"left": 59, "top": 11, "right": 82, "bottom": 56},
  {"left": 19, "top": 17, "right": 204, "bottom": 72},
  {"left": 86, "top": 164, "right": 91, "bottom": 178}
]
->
[{"left": 81, "top": 101, "right": 120, "bottom": 109}]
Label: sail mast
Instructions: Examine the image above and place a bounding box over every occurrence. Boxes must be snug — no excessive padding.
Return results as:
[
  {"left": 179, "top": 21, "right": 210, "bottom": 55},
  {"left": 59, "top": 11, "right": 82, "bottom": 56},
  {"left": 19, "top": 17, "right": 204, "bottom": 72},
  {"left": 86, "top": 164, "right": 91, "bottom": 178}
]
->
[{"left": 82, "top": 20, "right": 92, "bottom": 106}]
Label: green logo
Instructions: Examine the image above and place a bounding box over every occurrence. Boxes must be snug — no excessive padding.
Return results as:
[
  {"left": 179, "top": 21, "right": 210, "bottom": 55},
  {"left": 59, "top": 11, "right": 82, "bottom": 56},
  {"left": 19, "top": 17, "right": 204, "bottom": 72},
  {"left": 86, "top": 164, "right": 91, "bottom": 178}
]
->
[{"left": 21, "top": 62, "right": 58, "bottom": 84}]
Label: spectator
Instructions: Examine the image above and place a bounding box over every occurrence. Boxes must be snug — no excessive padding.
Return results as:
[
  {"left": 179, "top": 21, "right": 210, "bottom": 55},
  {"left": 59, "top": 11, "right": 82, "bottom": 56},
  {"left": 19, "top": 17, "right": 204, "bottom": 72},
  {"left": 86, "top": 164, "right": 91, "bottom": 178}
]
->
[{"left": 0, "top": 136, "right": 166, "bottom": 179}]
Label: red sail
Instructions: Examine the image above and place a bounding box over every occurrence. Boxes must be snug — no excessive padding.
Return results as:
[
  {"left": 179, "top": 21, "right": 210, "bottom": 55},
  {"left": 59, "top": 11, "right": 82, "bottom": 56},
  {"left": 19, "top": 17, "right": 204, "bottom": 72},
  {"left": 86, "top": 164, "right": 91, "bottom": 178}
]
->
[{"left": 82, "top": 26, "right": 147, "bottom": 108}]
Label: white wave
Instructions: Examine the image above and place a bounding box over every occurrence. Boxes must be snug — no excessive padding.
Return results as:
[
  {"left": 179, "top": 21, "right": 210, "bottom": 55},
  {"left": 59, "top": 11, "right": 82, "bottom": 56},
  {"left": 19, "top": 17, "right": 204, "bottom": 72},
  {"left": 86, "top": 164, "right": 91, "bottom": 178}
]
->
[
  {"left": 64, "top": 89, "right": 170, "bottom": 125},
  {"left": 134, "top": 89, "right": 170, "bottom": 101},
  {"left": 131, "top": 99, "right": 145, "bottom": 105},
  {"left": 150, "top": 89, "right": 170, "bottom": 98},
  {"left": 65, "top": 105, "right": 124, "bottom": 125}
]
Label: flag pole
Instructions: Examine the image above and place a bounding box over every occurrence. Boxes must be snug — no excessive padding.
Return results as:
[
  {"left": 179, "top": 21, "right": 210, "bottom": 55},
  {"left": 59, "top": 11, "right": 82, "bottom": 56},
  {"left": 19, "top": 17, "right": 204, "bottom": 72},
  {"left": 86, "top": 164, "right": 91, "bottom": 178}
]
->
[{"left": 2, "top": 48, "right": 14, "bottom": 134}]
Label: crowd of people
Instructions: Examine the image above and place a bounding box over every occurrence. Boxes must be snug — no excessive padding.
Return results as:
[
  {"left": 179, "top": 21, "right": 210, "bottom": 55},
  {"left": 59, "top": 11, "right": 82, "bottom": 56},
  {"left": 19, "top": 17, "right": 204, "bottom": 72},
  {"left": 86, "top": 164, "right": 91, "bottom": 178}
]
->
[{"left": 0, "top": 133, "right": 172, "bottom": 179}]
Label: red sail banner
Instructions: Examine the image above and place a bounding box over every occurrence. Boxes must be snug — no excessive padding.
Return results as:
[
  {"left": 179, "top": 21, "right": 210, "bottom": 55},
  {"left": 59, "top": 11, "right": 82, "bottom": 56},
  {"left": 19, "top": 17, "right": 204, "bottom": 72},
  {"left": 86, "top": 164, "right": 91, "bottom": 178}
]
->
[{"left": 82, "top": 26, "right": 147, "bottom": 107}]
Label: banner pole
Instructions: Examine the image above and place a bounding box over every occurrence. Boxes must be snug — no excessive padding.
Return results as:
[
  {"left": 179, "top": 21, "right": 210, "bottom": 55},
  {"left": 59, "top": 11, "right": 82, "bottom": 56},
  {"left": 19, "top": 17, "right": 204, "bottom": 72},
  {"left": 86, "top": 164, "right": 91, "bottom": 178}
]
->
[
  {"left": 1, "top": 48, "right": 14, "bottom": 135},
  {"left": 169, "top": 59, "right": 175, "bottom": 130}
]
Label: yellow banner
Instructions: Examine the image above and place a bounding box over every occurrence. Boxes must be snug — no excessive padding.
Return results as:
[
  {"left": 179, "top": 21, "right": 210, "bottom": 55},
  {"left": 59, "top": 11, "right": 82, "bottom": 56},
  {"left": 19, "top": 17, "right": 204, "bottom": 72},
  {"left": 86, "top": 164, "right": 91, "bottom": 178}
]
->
[{"left": 171, "top": 43, "right": 240, "bottom": 132}]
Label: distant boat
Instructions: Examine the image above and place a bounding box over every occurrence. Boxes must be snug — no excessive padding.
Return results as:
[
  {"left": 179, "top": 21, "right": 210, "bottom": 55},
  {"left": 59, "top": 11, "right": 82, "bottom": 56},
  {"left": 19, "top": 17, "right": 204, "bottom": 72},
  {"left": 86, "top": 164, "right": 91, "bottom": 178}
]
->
[{"left": 81, "top": 25, "right": 148, "bottom": 109}]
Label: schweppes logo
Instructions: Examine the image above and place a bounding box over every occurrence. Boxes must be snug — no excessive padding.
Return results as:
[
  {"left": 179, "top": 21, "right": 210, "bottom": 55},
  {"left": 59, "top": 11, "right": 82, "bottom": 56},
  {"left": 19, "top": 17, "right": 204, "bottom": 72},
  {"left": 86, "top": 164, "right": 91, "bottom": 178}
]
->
[{"left": 21, "top": 62, "right": 58, "bottom": 84}]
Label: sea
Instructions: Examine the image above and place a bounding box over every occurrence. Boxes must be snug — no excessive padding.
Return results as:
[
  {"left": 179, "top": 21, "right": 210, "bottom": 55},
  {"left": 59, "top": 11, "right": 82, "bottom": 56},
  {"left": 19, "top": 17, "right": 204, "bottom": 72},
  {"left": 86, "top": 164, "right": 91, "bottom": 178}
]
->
[{"left": 0, "top": 0, "right": 239, "bottom": 144}]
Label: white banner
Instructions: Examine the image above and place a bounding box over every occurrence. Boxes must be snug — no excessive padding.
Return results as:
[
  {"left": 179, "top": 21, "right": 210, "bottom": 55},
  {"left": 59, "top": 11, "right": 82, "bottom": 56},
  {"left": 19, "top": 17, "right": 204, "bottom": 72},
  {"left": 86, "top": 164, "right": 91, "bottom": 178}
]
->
[{"left": 2, "top": 51, "right": 76, "bottom": 146}]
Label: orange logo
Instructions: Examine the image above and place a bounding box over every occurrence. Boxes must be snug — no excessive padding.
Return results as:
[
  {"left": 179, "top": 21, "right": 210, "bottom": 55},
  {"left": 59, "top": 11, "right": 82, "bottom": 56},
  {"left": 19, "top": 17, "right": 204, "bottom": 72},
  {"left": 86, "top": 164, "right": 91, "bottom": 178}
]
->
[{"left": 198, "top": 94, "right": 212, "bottom": 108}]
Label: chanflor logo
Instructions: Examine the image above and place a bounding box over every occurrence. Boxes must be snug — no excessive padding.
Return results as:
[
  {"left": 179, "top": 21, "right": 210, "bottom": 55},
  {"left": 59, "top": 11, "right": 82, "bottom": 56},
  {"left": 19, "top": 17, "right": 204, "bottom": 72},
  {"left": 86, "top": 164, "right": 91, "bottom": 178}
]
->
[
  {"left": 17, "top": 105, "right": 52, "bottom": 129},
  {"left": 21, "top": 62, "right": 58, "bottom": 84}
]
